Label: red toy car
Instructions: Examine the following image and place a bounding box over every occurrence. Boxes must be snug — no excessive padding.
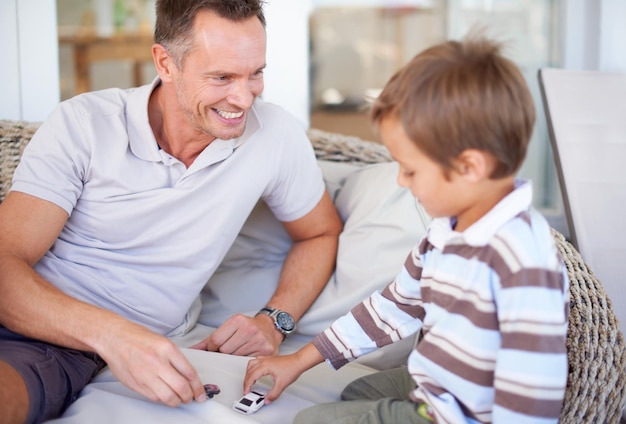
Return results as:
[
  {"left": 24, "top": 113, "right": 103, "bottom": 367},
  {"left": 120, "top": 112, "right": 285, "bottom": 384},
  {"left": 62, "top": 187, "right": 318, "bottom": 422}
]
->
[{"left": 203, "top": 383, "right": 221, "bottom": 398}]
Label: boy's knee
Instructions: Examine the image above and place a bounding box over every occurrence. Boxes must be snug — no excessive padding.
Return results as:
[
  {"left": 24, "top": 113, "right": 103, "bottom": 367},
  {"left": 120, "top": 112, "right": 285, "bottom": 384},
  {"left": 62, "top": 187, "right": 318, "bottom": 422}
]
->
[{"left": 341, "top": 367, "right": 413, "bottom": 401}]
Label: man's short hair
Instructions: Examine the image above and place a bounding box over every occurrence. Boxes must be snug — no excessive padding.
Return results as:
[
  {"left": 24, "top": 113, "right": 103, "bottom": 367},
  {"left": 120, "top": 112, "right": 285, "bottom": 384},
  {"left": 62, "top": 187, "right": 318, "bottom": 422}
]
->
[
  {"left": 154, "top": 0, "right": 266, "bottom": 68},
  {"left": 371, "top": 34, "right": 535, "bottom": 179}
]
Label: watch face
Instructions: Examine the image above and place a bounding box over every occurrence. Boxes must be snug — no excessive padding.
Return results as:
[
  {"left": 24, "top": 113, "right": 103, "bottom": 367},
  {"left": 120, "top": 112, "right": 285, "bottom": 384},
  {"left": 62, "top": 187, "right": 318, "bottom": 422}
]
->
[{"left": 276, "top": 312, "right": 295, "bottom": 331}]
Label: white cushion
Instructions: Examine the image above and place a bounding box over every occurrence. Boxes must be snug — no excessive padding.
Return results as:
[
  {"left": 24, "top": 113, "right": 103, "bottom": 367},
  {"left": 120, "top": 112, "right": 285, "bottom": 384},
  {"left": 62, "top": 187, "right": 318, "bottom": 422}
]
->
[
  {"left": 297, "top": 161, "right": 428, "bottom": 334},
  {"left": 198, "top": 161, "right": 357, "bottom": 326},
  {"left": 199, "top": 160, "right": 430, "bottom": 367}
]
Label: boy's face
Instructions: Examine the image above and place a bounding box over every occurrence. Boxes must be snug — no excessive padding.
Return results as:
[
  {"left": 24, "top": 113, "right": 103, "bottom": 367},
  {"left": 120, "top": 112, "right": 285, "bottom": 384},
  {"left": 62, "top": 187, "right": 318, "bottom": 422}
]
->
[{"left": 379, "top": 117, "right": 465, "bottom": 220}]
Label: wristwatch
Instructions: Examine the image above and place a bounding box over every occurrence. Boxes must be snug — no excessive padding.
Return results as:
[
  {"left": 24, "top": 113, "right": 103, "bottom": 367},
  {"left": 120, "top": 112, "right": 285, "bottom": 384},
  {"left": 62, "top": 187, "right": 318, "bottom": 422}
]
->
[{"left": 256, "top": 306, "right": 296, "bottom": 338}]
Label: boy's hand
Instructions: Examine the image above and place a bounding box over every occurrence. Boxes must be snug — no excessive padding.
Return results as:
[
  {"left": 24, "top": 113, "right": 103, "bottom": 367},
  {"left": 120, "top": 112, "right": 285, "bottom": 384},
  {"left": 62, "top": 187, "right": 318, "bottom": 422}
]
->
[
  {"left": 243, "top": 354, "right": 302, "bottom": 402},
  {"left": 243, "top": 343, "right": 325, "bottom": 403}
]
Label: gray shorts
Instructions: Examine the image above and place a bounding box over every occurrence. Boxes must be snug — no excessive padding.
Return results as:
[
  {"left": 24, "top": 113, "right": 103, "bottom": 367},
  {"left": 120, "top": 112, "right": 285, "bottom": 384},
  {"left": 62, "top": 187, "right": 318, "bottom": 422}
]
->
[{"left": 0, "top": 326, "right": 106, "bottom": 424}]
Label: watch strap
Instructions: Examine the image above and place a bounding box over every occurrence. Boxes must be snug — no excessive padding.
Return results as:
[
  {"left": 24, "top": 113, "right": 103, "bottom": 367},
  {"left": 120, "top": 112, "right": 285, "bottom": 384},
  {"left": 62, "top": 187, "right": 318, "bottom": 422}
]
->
[{"left": 256, "top": 306, "right": 296, "bottom": 338}]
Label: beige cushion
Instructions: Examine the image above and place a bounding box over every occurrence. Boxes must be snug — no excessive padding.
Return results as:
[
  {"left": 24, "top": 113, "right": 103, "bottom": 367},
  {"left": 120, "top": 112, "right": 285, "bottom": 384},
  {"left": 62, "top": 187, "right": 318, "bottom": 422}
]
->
[{"left": 199, "top": 160, "right": 430, "bottom": 340}]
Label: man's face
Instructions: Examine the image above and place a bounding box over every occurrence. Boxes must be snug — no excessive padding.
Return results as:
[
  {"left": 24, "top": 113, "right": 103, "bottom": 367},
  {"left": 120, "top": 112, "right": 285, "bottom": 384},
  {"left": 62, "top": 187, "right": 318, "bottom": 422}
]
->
[{"left": 170, "top": 11, "right": 266, "bottom": 141}]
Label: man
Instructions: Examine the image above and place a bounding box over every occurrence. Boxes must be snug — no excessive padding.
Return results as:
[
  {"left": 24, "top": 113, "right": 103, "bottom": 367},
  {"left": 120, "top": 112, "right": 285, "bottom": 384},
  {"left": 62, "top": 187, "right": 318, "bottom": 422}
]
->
[{"left": 0, "top": 1, "right": 342, "bottom": 422}]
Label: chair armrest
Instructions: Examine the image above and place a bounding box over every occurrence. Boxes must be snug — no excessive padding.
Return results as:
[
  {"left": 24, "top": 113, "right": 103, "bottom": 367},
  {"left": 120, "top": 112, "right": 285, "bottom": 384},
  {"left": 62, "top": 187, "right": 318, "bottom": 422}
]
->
[{"left": 553, "top": 228, "right": 626, "bottom": 423}]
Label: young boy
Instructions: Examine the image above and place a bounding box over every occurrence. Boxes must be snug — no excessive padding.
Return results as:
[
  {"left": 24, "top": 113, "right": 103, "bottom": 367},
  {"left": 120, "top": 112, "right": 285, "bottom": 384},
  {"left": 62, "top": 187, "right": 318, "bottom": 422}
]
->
[{"left": 242, "top": 35, "right": 569, "bottom": 424}]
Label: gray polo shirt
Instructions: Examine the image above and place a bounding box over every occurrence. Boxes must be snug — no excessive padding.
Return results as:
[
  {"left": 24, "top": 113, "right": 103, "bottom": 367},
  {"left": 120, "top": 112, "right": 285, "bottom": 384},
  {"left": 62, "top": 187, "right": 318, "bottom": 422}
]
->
[{"left": 11, "top": 79, "right": 324, "bottom": 335}]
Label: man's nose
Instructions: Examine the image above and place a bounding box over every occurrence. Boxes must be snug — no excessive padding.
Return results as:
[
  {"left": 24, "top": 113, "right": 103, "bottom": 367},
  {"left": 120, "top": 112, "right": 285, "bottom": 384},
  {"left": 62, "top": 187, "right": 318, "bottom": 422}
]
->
[{"left": 227, "top": 79, "right": 259, "bottom": 109}]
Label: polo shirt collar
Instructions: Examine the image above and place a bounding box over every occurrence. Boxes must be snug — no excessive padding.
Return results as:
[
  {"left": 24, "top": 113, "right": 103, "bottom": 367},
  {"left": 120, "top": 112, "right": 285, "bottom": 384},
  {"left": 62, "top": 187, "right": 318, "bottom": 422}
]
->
[
  {"left": 126, "top": 78, "right": 162, "bottom": 162},
  {"left": 125, "top": 77, "right": 263, "bottom": 164},
  {"left": 427, "top": 179, "right": 533, "bottom": 248}
]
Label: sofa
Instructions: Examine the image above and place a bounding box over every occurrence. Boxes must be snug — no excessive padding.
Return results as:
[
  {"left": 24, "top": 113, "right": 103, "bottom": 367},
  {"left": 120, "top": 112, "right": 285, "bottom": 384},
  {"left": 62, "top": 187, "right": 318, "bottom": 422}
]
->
[{"left": 1, "top": 119, "right": 625, "bottom": 423}]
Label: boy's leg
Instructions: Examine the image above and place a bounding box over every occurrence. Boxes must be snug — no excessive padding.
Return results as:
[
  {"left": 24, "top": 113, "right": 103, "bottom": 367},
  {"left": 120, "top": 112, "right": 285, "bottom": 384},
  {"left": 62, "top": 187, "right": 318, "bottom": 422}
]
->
[
  {"left": 294, "top": 398, "right": 431, "bottom": 424},
  {"left": 0, "top": 360, "right": 29, "bottom": 424},
  {"left": 341, "top": 366, "right": 415, "bottom": 401},
  {"left": 294, "top": 367, "right": 430, "bottom": 424},
  {"left": 0, "top": 327, "right": 106, "bottom": 424}
]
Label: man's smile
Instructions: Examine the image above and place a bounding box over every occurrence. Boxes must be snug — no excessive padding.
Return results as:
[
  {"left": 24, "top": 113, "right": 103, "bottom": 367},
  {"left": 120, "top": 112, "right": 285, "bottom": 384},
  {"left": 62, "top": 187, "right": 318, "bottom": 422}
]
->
[{"left": 215, "top": 109, "right": 244, "bottom": 119}]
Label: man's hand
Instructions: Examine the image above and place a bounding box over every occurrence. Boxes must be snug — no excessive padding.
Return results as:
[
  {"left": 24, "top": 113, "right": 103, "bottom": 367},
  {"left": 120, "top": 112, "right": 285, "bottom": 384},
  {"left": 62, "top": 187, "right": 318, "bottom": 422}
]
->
[
  {"left": 99, "top": 322, "right": 207, "bottom": 407},
  {"left": 191, "top": 314, "right": 282, "bottom": 357}
]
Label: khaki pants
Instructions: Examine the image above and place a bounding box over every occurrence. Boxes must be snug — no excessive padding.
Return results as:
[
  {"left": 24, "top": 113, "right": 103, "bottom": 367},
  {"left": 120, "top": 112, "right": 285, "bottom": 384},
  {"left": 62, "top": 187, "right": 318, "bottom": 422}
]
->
[{"left": 294, "top": 366, "right": 433, "bottom": 424}]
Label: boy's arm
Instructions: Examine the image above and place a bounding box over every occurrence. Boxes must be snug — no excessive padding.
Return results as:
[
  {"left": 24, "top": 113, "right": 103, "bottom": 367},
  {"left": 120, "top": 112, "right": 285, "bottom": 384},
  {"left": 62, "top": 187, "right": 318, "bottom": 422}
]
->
[
  {"left": 241, "top": 247, "right": 426, "bottom": 403},
  {"left": 243, "top": 342, "right": 324, "bottom": 403}
]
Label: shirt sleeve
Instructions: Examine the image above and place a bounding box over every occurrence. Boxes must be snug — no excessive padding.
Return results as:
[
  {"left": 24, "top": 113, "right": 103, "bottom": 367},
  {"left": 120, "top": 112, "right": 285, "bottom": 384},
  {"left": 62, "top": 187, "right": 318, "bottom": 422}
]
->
[
  {"left": 11, "top": 100, "right": 91, "bottom": 215},
  {"left": 313, "top": 246, "right": 425, "bottom": 369},
  {"left": 260, "top": 107, "right": 325, "bottom": 223}
]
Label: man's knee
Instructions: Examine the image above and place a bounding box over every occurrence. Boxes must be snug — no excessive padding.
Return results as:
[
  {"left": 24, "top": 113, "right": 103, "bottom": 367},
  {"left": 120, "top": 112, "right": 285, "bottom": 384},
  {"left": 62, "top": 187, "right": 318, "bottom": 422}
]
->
[
  {"left": 0, "top": 330, "right": 105, "bottom": 424},
  {"left": 0, "top": 360, "right": 29, "bottom": 424}
]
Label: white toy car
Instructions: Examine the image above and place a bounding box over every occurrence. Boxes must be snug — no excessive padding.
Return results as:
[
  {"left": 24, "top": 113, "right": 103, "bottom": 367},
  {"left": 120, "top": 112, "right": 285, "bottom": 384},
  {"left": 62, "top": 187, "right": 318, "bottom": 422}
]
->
[{"left": 232, "top": 385, "right": 269, "bottom": 415}]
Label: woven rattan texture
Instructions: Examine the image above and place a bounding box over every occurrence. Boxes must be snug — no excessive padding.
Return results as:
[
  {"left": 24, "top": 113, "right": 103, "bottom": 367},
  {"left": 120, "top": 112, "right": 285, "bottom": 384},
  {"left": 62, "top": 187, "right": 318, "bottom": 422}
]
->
[
  {"left": 306, "top": 128, "right": 392, "bottom": 165},
  {"left": 1, "top": 120, "right": 625, "bottom": 422},
  {"left": 553, "top": 229, "right": 626, "bottom": 423},
  {"left": 0, "top": 120, "right": 40, "bottom": 202}
]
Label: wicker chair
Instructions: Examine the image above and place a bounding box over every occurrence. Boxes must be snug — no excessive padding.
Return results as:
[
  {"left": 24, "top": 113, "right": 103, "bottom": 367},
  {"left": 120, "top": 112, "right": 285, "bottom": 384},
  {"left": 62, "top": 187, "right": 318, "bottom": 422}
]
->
[{"left": 2, "top": 120, "right": 626, "bottom": 422}]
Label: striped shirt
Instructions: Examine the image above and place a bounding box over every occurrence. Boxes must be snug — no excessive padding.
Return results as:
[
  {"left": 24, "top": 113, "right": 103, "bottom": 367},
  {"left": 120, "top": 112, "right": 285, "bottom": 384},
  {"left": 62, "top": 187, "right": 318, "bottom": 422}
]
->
[{"left": 313, "top": 180, "right": 569, "bottom": 423}]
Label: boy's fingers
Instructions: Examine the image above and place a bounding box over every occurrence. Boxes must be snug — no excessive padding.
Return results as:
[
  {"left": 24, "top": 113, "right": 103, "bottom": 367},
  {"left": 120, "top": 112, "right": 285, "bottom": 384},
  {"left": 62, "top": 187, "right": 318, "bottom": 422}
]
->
[
  {"left": 243, "top": 358, "right": 263, "bottom": 392},
  {"left": 243, "top": 373, "right": 257, "bottom": 393},
  {"left": 266, "top": 385, "right": 282, "bottom": 402}
]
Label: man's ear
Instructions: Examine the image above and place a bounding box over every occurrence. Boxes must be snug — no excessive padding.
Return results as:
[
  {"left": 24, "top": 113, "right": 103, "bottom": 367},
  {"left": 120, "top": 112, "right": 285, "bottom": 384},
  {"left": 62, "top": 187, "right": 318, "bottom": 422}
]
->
[
  {"left": 152, "top": 43, "right": 176, "bottom": 83},
  {"left": 454, "top": 149, "right": 494, "bottom": 182}
]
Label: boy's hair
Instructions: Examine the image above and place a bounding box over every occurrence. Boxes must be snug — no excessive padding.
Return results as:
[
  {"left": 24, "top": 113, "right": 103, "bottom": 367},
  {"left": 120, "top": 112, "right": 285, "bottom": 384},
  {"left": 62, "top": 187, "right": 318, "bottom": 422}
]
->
[
  {"left": 371, "top": 35, "right": 535, "bottom": 179},
  {"left": 154, "top": 0, "right": 266, "bottom": 69}
]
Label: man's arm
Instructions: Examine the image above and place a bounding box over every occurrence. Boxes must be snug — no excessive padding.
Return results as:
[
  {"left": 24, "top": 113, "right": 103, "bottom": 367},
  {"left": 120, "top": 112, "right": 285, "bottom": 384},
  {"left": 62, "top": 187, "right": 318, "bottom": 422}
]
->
[
  {"left": 0, "top": 192, "right": 207, "bottom": 406},
  {"left": 199, "top": 190, "right": 342, "bottom": 356}
]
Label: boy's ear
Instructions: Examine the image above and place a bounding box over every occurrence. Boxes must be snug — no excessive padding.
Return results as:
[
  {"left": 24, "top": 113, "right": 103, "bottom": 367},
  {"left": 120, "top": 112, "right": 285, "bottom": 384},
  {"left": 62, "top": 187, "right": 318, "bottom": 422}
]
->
[
  {"left": 152, "top": 43, "right": 176, "bottom": 83},
  {"left": 454, "top": 149, "right": 493, "bottom": 182}
]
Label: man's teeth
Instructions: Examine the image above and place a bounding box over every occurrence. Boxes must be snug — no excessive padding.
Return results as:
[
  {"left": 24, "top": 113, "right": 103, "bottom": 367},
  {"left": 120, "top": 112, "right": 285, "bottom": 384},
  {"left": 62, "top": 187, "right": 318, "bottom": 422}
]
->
[{"left": 217, "top": 110, "right": 244, "bottom": 119}]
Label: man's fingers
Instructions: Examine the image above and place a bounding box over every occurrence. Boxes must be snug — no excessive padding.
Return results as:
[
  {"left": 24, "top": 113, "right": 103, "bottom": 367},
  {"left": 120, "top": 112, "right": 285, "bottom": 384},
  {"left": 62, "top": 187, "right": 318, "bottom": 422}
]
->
[
  {"left": 136, "top": 343, "right": 205, "bottom": 405},
  {"left": 194, "top": 314, "right": 280, "bottom": 357},
  {"left": 206, "top": 319, "right": 240, "bottom": 351},
  {"left": 190, "top": 338, "right": 219, "bottom": 352},
  {"left": 169, "top": 350, "right": 206, "bottom": 402},
  {"left": 153, "top": 378, "right": 188, "bottom": 407},
  {"left": 189, "top": 340, "right": 207, "bottom": 350}
]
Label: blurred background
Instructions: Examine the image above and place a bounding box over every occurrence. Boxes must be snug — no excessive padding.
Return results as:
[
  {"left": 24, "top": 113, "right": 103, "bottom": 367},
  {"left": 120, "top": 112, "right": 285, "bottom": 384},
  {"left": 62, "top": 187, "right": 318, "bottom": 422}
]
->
[{"left": 3, "top": 0, "right": 626, "bottom": 236}]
